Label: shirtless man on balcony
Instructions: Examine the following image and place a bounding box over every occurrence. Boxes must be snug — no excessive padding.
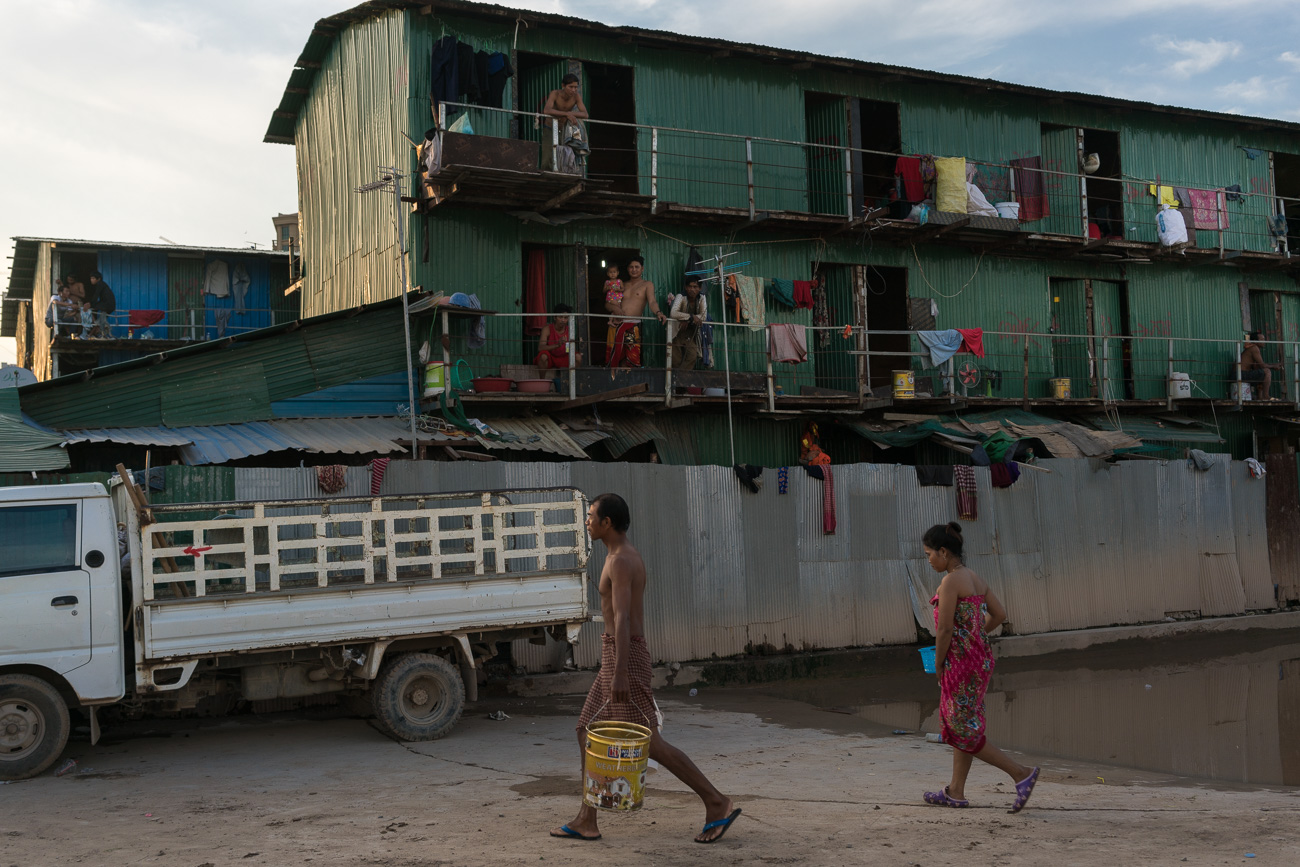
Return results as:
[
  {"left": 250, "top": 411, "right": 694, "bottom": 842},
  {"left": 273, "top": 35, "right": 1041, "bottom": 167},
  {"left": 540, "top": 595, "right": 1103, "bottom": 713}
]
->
[
  {"left": 606, "top": 256, "right": 665, "bottom": 368},
  {"left": 1242, "top": 331, "right": 1281, "bottom": 399}
]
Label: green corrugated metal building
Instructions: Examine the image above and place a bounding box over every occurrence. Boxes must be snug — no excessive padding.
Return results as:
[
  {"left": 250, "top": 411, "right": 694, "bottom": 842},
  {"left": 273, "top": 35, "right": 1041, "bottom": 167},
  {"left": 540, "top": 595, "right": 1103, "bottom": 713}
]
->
[{"left": 263, "top": 0, "right": 1300, "bottom": 464}]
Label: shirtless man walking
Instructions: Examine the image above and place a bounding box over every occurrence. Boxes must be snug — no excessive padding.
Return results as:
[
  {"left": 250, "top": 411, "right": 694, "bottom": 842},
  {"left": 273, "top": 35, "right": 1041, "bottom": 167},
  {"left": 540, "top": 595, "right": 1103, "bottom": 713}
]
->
[
  {"left": 606, "top": 256, "right": 665, "bottom": 367},
  {"left": 550, "top": 493, "right": 740, "bottom": 844}
]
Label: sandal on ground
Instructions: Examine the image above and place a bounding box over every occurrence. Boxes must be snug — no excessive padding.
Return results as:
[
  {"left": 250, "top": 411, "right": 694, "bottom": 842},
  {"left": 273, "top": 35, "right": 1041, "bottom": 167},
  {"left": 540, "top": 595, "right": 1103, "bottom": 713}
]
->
[
  {"left": 550, "top": 824, "right": 601, "bottom": 841},
  {"left": 923, "top": 786, "right": 969, "bottom": 807},
  {"left": 1009, "top": 767, "right": 1040, "bottom": 814},
  {"left": 694, "top": 807, "right": 742, "bottom": 844}
]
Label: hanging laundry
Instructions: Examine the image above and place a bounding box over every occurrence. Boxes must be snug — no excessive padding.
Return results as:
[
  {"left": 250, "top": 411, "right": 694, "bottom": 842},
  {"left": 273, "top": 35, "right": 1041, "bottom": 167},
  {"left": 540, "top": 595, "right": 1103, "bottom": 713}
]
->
[
  {"left": 1186, "top": 189, "right": 1228, "bottom": 230},
  {"left": 1148, "top": 185, "right": 1180, "bottom": 208},
  {"left": 955, "top": 328, "right": 984, "bottom": 358},
  {"left": 792, "top": 280, "right": 815, "bottom": 310},
  {"left": 954, "top": 464, "right": 977, "bottom": 520},
  {"left": 524, "top": 249, "right": 546, "bottom": 335},
  {"left": 777, "top": 466, "right": 789, "bottom": 494},
  {"left": 1240, "top": 146, "right": 1264, "bottom": 160},
  {"left": 1009, "top": 157, "right": 1047, "bottom": 222},
  {"left": 733, "top": 464, "right": 763, "bottom": 494},
  {"left": 456, "top": 42, "right": 479, "bottom": 102},
  {"left": 934, "top": 157, "right": 968, "bottom": 213},
  {"left": 215, "top": 309, "right": 233, "bottom": 337},
  {"left": 1224, "top": 184, "right": 1243, "bottom": 202},
  {"left": 484, "top": 52, "right": 515, "bottom": 108},
  {"left": 429, "top": 35, "right": 460, "bottom": 107},
  {"left": 990, "top": 463, "right": 1020, "bottom": 488},
  {"left": 915, "top": 465, "right": 955, "bottom": 487},
  {"left": 728, "top": 274, "right": 765, "bottom": 331},
  {"left": 203, "top": 259, "right": 230, "bottom": 297},
  {"left": 128, "top": 310, "right": 165, "bottom": 329},
  {"left": 1172, "top": 187, "right": 1197, "bottom": 241},
  {"left": 769, "top": 278, "right": 796, "bottom": 308},
  {"left": 820, "top": 465, "right": 836, "bottom": 534},
  {"left": 895, "top": 156, "right": 925, "bottom": 203},
  {"left": 369, "top": 458, "right": 390, "bottom": 496},
  {"left": 231, "top": 262, "right": 251, "bottom": 314},
  {"left": 317, "top": 465, "right": 347, "bottom": 494},
  {"left": 917, "top": 330, "right": 964, "bottom": 367},
  {"left": 812, "top": 279, "right": 832, "bottom": 347},
  {"left": 1245, "top": 457, "right": 1266, "bottom": 478},
  {"left": 768, "top": 324, "right": 808, "bottom": 364},
  {"left": 699, "top": 316, "right": 714, "bottom": 368}
]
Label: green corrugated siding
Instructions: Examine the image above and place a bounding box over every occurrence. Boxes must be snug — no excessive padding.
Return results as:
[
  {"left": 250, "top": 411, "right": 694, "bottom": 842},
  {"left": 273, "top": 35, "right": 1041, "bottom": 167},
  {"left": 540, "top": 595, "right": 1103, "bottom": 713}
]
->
[
  {"left": 20, "top": 305, "right": 410, "bottom": 430},
  {"left": 806, "top": 96, "right": 847, "bottom": 216},
  {"left": 152, "top": 465, "right": 236, "bottom": 506}
]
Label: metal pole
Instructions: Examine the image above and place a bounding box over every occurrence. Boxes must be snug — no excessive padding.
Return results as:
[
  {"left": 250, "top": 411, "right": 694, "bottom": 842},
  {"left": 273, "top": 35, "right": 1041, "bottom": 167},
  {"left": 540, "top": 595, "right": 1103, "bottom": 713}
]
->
[
  {"left": 552, "top": 119, "right": 560, "bottom": 172},
  {"left": 1293, "top": 341, "right": 1298, "bottom": 406},
  {"left": 766, "top": 343, "right": 776, "bottom": 413},
  {"left": 1022, "top": 332, "right": 1030, "bottom": 408},
  {"left": 664, "top": 317, "right": 674, "bottom": 406},
  {"left": 745, "top": 138, "right": 755, "bottom": 220},
  {"left": 1235, "top": 341, "right": 1244, "bottom": 406},
  {"left": 1166, "top": 338, "right": 1174, "bottom": 412},
  {"left": 948, "top": 355, "right": 955, "bottom": 404},
  {"left": 391, "top": 168, "right": 419, "bottom": 451},
  {"left": 718, "top": 247, "right": 736, "bottom": 468},
  {"left": 650, "top": 128, "right": 659, "bottom": 214}
]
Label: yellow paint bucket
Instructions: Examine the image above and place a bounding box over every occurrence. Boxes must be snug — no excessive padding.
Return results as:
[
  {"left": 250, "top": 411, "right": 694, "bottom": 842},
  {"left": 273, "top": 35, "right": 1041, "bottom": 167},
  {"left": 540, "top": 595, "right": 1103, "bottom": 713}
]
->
[
  {"left": 1050, "top": 377, "right": 1071, "bottom": 399},
  {"left": 892, "top": 370, "right": 915, "bottom": 399},
  {"left": 583, "top": 721, "right": 652, "bottom": 811},
  {"left": 422, "top": 361, "right": 445, "bottom": 397}
]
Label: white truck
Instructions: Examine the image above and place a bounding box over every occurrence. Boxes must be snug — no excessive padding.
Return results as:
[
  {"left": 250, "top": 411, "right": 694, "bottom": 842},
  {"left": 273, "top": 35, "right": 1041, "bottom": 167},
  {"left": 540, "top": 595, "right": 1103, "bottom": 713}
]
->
[{"left": 0, "top": 478, "right": 590, "bottom": 780}]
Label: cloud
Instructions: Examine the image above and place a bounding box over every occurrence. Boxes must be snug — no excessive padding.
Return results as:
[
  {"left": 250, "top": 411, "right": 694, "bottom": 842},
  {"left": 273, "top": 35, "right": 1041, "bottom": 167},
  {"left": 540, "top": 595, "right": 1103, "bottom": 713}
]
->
[
  {"left": 1150, "top": 37, "right": 1241, "bottom": 77},
  {"left": 1214, "top": 75, "right": 1288, "bottom": 104},
  {"left": 1281, "top": 51, "right": 1300, "bottom": 71}
]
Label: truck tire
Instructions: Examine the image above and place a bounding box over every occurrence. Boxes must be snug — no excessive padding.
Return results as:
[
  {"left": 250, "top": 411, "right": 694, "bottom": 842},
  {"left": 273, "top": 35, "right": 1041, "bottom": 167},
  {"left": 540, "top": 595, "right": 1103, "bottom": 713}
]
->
[
  {"left": 371, "top": 653, "right": 465, "bottom": 741},
  {"left": 0, "top": 674, "right": 71, "bottom": 781}
]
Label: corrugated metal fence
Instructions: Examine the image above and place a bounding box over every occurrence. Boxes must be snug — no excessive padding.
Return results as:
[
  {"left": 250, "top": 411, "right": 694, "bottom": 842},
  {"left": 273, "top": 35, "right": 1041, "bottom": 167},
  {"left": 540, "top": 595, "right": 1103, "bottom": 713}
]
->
[{"left": 221, "top": 456, "right": 1273, "bottom": 672}]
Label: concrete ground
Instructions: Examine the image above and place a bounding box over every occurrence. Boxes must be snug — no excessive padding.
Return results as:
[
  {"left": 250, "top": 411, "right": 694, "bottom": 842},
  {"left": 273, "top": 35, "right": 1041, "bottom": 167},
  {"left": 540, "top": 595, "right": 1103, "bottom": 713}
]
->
[{"left": 2, "top": 686, "right": 1297, "bottom": 867}]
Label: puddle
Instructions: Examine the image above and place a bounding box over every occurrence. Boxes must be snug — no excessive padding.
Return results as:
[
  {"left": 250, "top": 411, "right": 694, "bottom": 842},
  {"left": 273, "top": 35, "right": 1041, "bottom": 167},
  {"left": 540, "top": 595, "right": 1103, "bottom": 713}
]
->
[{"left": 723, "top": 628, "right": 1300, "bottom": 787}]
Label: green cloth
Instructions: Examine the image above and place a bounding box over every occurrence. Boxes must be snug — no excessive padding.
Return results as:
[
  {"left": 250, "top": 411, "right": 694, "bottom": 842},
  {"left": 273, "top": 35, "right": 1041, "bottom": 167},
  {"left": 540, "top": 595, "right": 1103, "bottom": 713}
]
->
[
  {"left": 981, "top": 430, "right": 1018, "bottom": 463},
  {"left": 769, "top": 278, "right": 796, "bottom": 308}
]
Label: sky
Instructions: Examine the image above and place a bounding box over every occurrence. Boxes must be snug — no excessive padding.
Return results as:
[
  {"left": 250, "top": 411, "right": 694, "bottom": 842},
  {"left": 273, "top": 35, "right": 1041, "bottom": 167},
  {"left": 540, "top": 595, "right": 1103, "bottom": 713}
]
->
[{"left": 3, "top": 0, "right": 1299, "bottom": 366}]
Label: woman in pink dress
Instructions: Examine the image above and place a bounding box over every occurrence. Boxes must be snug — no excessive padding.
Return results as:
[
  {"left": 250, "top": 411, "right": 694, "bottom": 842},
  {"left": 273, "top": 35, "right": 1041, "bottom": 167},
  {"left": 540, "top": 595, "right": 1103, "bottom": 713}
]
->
[{"left": 923, "top": 522, "right": 1039, "bottom": 812}]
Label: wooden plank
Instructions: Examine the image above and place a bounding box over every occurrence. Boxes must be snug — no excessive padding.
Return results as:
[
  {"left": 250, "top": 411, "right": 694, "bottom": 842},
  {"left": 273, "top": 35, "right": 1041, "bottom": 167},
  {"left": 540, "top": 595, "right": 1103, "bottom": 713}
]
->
[
  {"left": 558, "top": 383, "right": 648, "bottom": 410},
  {"left": 538, "top": 182, "right": 585, "bottom": 213},
  {"left": 901, "top": 216, "right": 971, "bottom": 246},
  {"left": 117, "top": 463, "right": 190, "bottom": 598}
]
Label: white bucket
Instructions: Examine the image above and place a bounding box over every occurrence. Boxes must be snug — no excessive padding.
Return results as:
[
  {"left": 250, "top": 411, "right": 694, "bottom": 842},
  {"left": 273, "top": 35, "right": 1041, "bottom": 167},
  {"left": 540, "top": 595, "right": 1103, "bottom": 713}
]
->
[
  {"left": 995, "top": 202, "right": 1020, "bottom": 220},
  {"left": 1230, "top": 382, "right": 1253, "bottom": 401},
  {"left": 1168, "top": 372, "right": 1192, "bottom": 400}
]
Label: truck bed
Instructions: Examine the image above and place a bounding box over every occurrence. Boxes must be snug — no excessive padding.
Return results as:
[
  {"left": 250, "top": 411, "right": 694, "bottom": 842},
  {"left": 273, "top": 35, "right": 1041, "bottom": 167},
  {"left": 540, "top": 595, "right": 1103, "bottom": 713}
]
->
[{"left": 124, "top": 488, "right": 589, "bottom": 662}]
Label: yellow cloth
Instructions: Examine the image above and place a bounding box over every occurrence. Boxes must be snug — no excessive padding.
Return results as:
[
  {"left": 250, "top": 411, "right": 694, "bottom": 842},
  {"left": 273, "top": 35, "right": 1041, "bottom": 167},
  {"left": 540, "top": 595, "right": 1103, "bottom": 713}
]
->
[
  {"left": 935, "top": 157, "right": 968, "bottom": 214},
  {"left": 1147, "top": 184, "right": 1180, "bottom": 207}
]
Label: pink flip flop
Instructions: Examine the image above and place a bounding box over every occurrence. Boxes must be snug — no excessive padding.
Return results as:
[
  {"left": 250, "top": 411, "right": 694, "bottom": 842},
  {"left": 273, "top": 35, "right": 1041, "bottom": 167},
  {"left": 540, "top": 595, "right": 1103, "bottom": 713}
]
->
[
  {"left": 923, "top": 786, "right": 969, "bottom": 808},
  {"left": 1009, "top": 767, "right": 1040, "bottom": 813}
]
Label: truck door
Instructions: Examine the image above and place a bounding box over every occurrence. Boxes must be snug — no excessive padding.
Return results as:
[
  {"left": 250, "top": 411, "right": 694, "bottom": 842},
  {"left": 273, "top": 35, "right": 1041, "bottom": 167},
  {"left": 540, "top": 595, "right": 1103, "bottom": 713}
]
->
[{"left": 0, "top": 501, "right": 92, "bottom": 674}]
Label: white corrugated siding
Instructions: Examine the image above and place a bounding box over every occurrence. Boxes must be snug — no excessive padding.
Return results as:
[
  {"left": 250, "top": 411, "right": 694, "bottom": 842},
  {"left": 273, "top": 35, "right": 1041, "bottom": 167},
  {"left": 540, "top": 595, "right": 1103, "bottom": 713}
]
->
[{"left": 227, "top": 457, "right": 1273, "bottom": 672}]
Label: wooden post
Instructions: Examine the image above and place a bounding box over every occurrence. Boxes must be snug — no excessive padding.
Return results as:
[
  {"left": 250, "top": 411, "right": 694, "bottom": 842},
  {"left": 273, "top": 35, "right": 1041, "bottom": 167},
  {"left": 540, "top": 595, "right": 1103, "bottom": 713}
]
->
[
  {"left": 745, "top": 138, "right": 755, "bottom": 219},
  {"left": 117, "top": 464, "right": 189, "bottom": 598},
  {"left": 1022, "top": 332, "right": 1030, "bottom": 410}
]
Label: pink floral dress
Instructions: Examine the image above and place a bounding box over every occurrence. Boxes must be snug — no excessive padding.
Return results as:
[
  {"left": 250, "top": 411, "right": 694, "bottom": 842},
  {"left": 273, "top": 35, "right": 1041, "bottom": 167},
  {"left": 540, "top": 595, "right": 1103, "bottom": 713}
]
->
[{"left": 931, "top": 592, "right": 994, "bottom": 754}]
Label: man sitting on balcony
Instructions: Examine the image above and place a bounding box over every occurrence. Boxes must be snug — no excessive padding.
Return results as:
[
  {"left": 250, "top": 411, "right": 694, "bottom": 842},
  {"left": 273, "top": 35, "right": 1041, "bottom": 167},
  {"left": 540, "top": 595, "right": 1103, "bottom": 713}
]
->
[
  {"left": 542, "top": 73, "right": 589, "bottom": 173},
  {"left": 1241, "top": 331, "right": 1281, "bottom": 399},
  {"left": 607, "top": 256, "right": 665, "bottom": 368},
  {"left": 669, "top": 277, "right": 707, "bottom": 371}
]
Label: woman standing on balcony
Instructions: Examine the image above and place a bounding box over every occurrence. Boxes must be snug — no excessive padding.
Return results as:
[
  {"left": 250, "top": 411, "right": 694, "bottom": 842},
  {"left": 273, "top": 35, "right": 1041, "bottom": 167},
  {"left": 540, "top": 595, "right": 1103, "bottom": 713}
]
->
[{"left": 922, "top": 522, "right": 1039, "bottom": 813}]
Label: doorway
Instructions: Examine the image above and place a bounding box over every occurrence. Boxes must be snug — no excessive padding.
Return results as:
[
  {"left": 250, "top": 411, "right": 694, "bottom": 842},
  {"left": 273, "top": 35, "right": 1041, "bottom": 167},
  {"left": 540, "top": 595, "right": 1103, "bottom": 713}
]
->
[
  {"left": 805, "top": 93, "right": 849, "bottom": 216},
  {"left": 860, "top": 264, "right": 909, "bottom": 392},
  {"left": 584, "top": 247, "right": 640, "bottom": 366},
  {"left": 521, "top": 243, "right": 582, "bottom": 364},
  {"left": 857, "top": 98, "right": 902, "bottom": 212},
  {"left": 1051, "top": 277, "right": 1130, "bottom": 399},
  {"left": 581, "top": 61, "right": 638, "bottom": 195},
  {"left": 1247, "top": 287, "right": 1288, "bottom": 400},
  {"left": 1082, "top": 128, "right": 1123, "bottom": 239},
  {"left": 1273, "top": 152, "right": 1300, "bottom": 254}
]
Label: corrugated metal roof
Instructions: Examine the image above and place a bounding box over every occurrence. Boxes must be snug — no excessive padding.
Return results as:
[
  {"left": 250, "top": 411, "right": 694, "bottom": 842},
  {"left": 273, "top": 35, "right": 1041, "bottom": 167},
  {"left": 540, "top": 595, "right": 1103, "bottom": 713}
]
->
[
  {"left": 477, "top": 416, "right": 588, "bottom": 459},
  {"left": 0, "top": 413, "right": 70, "bottom": 472}
]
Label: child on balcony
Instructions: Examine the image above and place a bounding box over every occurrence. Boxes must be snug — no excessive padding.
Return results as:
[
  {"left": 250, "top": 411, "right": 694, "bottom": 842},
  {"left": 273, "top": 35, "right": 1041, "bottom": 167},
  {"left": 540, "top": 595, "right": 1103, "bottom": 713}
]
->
[{"left": 603, "top": 264, "right": 624, "bottom": 313}]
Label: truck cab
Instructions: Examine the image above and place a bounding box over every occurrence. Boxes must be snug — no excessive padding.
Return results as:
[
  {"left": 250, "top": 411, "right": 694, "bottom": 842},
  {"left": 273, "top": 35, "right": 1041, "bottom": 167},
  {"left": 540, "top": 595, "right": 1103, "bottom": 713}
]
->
[{"left": 0, "top": 483, "right": 125, "bottom": 779}]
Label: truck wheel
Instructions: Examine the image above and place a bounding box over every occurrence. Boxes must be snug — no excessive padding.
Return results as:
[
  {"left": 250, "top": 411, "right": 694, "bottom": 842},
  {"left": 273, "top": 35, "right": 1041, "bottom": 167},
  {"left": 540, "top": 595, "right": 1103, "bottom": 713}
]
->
[
  {"left": 0, "top": 674, "right": 71, "bottom": 781},
  {"left": 371, "top": 653, "right": 465, "bottom": 741}
]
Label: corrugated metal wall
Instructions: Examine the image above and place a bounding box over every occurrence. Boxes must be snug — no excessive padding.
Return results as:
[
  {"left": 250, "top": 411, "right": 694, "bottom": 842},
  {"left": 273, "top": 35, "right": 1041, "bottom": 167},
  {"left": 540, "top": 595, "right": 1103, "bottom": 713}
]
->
[
  {"left": 221, "top": 456, "right": 1272, "bottom": 672},
  {"left": 97, "top": 249, "right": 170, "bottom": 338}
]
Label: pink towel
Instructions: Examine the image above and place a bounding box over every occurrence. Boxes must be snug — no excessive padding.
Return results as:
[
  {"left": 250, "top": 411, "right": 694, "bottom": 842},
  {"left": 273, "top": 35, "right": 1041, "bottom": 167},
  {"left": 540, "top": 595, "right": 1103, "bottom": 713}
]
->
[
  {"left": 768, "top": 324, "right": 808, "bottom": 364},
  {"left": 1186, "top": 189, "right": 1228, "bottom": 230},
  {"left": 821, "top": 466, "right": 837, "bottom": 534},
  {"left": 369, "top": 458, "right": 390, "bottom": 496}
]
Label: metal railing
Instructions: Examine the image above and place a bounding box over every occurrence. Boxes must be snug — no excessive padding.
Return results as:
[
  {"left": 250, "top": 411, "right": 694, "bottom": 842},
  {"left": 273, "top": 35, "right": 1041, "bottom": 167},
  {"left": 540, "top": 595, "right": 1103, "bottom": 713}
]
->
[
  {"left": 436, "top": 102, "right": 1297, "bottom": 254},
  {"left": 48, "top": 304, "right": 289, "bottom": 342},
  {"left": 428, "top": 309, "right": 1295, "bottom": 412}
]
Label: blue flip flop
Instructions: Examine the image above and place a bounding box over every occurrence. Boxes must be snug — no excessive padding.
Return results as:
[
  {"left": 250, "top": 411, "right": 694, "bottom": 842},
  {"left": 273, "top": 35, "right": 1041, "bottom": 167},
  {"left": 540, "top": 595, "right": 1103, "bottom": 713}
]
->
[
  {"left": 695, "top": 807, "right": 742, "bottom": 844},
  {"left": 550, "top": 824, "right": 601, "bottom": 841}
]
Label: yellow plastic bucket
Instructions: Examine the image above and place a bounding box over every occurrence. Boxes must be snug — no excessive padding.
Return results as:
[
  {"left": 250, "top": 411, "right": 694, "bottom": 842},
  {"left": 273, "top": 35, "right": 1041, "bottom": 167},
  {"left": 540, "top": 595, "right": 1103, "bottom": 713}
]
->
[
  {"left": 1050, "top": 377, "right": 1071, "bottom": 399},
  {"left": 583, "top": 721, "right": 652, "bottom": 811},
  {"left": 423, "top": 361, "right": 445, "bottom": 397},
  {"left": 892, "top": 370, "right": 915, "bottom": 399}
]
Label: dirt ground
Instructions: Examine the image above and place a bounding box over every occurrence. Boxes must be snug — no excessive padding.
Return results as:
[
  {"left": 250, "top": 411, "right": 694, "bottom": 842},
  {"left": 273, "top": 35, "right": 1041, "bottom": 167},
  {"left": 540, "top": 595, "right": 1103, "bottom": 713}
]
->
[{"left": 2, "top": 687, "right": 1297, "bottom": 867}]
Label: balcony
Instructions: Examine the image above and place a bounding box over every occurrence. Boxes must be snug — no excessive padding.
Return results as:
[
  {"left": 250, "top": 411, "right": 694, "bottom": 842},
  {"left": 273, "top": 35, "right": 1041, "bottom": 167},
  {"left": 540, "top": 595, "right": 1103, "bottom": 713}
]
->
[{"left": 421, "top": 103, "right": 1297, "bottom": 269}]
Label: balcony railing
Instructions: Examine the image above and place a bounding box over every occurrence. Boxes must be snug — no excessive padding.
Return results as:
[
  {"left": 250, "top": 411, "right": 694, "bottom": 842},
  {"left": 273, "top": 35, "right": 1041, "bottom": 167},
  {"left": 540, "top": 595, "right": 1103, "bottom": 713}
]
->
[
  {"left": 48, "top": 306, "right": 290, "bottom": 343},
  {"left": 425, "top": 309, "right": 1299, "bottom": 411},
  {"left": 434, "top": 102, "right": 1296, "bottom": 256}
]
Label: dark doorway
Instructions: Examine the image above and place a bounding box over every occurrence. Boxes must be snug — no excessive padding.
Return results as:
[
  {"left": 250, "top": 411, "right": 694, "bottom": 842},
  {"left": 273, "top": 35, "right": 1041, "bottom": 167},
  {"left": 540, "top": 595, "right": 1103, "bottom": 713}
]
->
[
  {"left": 863, "top": 265, "right": 909, "bottom": 391},
  {"left": 584, "top": 247, "right": 640, "bottom": 366},
  {"left": 857, "top": 99, "right": 902, "bottom": 213},
  {"left": 1082, "top": 128, "right": 1123, "bottom": 239},
  {"left": 514, "top": 52, "right": 570, "bottom": 152},
  {"left": 521, "top": 243, "right": 581, "bottom": 365},
  {"left": 816, "top": 264, "right": 855, "bottom": 393},
  {"left": 1273, "top": 151, "right": 1300, "bottom": 254},
  {"left": 1249, "top": 288, "right": 1285, "bottom": 399},
  {"left": 581, "top": 61, "right": 638, "bottom": 195},
  {"left": 58, "top": 251, "right": 98, "bottom": 288}
]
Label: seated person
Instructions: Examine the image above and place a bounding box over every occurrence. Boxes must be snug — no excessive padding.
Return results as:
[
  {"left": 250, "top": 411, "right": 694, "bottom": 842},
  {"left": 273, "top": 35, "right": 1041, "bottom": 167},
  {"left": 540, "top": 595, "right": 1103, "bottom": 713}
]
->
[
  {"left": 87, "top": 271, "right": 116, "bottom": 337},
  {"left": 1241, "top": 331, "right": 1281, "bottom": 399},
  {"left": 78, "top": 302, "right": 94, "bottom": 339},
  {"left": 65, "top": 274, "right": 86, "bottom": 305},
  {"left": 534, "top": 303, "right": 581, "bottom": 369},
  {"left": 50, "top": 282, "right": 80, "bottom": 331}
]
